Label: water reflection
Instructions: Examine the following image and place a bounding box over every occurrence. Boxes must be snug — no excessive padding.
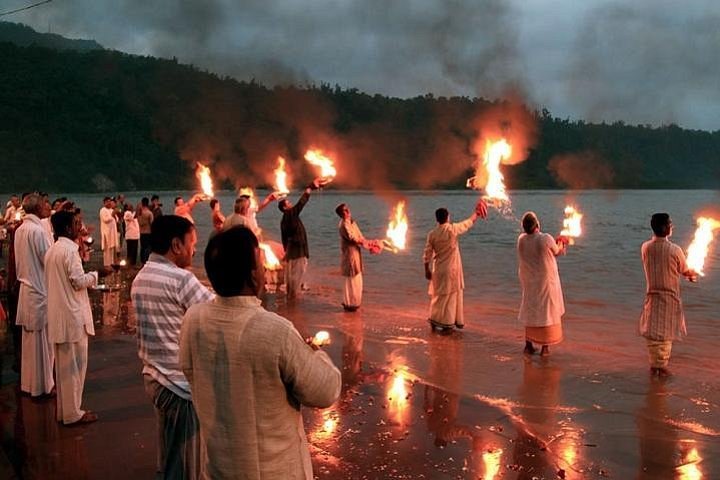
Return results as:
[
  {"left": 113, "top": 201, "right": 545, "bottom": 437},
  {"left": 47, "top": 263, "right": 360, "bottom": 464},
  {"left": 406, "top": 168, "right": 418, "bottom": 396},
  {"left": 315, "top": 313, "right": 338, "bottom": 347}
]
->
[
  {"left": 636, "top": 378, "right": 704, "bottom": 479},
  {"left": 386, "top": 359, "right": 410, "bottom": 426}
]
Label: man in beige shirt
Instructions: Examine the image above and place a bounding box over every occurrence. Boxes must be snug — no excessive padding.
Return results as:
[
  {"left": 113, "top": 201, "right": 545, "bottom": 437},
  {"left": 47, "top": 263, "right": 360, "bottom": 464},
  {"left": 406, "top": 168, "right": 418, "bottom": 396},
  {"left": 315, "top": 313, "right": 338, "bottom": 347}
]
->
[{"left": 180, "top": 226, "right": 341, "bottom": 479}]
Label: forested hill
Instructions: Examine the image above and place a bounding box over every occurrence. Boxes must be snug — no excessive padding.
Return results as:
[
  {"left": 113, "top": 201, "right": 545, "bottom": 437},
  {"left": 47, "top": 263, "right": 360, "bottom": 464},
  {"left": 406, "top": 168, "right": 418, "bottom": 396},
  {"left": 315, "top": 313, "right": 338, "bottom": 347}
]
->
[
  {"left": 0, "top": 35, "right": 718, "bottom": 193},
  {"left": 0, "top": 21, "right": 102, "bottom": 52}
]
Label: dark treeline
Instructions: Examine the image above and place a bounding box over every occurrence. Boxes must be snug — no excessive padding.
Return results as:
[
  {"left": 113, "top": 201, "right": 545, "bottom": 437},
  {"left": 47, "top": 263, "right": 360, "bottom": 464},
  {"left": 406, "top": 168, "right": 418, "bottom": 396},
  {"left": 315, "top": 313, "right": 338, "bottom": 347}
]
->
[{"left": 1, "top": 39, "right": 719, "bottom": 193}]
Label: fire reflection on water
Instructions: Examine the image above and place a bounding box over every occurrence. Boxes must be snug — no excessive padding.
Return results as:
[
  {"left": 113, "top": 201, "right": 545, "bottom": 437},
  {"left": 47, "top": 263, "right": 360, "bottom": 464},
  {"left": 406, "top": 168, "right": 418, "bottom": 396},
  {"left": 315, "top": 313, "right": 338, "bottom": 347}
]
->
[
  {"left": 677, "top": 441, "right": 703, "bottom": 480},
  {"left": 387, "top": 362, "right": 411, "bottom": 426},
  {"left": 481, "top": 448, "right": 503, "bottom": 480},
  {"left": 311, "top": 409, "right": 339, "bottom": 442}
]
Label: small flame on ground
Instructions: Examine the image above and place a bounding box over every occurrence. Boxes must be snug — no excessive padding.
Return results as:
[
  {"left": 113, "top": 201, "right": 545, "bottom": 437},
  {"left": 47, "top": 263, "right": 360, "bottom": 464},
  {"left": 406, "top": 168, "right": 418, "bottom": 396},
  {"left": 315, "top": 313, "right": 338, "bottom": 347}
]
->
[
  {"left": 481, "top": 448, "right": 503, "bottom": 480},
  {"left": 385, "top": 201, "right": 409, "bottom": 251},
  {"left": 274, "top": 156, "right": 290, "bottom": 195},
  {"left": 304, "top": 149, "right": 337, "bottom": 182},
  {"left": 195, "top": 162, "right": 214, "bottom": 198},
  {"left": 259, "top": 243, "right": 281, "bottom": 270},
  {"left": 686, "top": 217, "right": 720, "bottom": 276},
  {"left": 560, "top": 205, "right": 583, "bottom": 244}
]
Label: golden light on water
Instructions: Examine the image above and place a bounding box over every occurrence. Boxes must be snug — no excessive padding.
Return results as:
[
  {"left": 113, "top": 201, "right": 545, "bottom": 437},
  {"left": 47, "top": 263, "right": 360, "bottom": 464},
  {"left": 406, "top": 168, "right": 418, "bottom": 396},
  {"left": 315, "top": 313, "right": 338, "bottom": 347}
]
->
[
  {"left": 384, "top": 200, "right": 409, "bottom": 252},
  {"left": 304, "top": 149, "right": 337, "bottom": 183},
  {"left": 560, "top": 205, "right": 584, "bottom": 244},
  {"left": 259, "top": 243, "right": 281, "bottom": 270},
  {"left": 273, "top": 156, "right": 290, "bottom": 195},
  {"left": 686, "top": 217, "right": 720, "bottom": 276},
  {"left": 677, "top": 444, "right": 703, "bottom": 480},
  {"left": 195, "top": 162, "right": 214, "bottom": 198},
  {"left": 387, "top": 366, "right": 410, "bottom": 425},
  {"left": 311, "top": 409, "right": 338, "bottom": 441},
  {"left": 481, "top": 448, "right": 503, "bottom": 480}
]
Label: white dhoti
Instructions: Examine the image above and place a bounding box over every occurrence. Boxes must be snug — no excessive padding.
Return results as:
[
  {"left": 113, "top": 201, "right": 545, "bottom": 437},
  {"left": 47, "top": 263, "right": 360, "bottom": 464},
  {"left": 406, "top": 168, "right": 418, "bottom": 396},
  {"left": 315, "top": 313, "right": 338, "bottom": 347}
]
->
[
  {"left": 55, "top": 335, "right": 89, "bottom": 424},
  {"left": 429, "top": 291, "right": 464, "bottom": 327},
  {"left": 21, "top": 328, "right": 55, "bottom": 396},
  {"left": 343, "top": 273, "right": 363, "bottom": 308},
  {"left": 284, "top": 257, "right": 308, "bottom": 299},
  {"left": 103, "top": 247, "right": 117, "bottom": 267}
]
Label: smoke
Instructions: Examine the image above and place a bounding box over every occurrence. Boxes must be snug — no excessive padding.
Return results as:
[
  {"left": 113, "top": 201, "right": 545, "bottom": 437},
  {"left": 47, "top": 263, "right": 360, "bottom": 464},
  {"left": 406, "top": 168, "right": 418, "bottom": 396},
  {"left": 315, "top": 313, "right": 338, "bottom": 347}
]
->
[
  {"left": 566, "top": 1, "right": 720, "bottom": 128},
  {"left": 548, "top": 152, "right": 615, "bottom": 189}
]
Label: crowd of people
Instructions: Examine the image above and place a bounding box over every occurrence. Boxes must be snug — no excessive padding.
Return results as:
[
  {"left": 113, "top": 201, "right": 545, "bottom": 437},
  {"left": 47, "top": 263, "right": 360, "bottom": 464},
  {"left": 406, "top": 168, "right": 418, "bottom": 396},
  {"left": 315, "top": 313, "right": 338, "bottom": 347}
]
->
[{"left": 0, "top": 187, "right": 699, "bottom": 478}]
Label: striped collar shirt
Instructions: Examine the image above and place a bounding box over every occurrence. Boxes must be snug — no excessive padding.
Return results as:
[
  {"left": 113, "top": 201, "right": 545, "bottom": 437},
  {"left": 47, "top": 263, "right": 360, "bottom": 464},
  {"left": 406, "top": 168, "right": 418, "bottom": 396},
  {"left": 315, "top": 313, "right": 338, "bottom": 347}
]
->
[{"left": 131, "top": 253, "right": 214, "bottom": 399}]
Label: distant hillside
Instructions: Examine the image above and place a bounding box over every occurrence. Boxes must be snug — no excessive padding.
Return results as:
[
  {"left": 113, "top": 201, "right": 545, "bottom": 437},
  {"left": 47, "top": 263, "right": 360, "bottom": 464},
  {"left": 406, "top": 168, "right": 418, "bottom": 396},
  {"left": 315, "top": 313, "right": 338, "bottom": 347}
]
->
[
  {"left": 0, "top": 21, "right": 102, "bottom": 52},
  {"left": 0, "top": 24, "right": 718, "bottom": 193}
]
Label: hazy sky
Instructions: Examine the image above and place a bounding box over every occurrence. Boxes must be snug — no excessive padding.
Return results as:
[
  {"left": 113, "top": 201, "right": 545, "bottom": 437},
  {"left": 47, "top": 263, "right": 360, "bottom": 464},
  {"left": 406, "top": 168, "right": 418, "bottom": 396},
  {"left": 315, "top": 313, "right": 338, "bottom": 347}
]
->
[{"left": 13, "top": 0, "right": 720, "bottom": 130}]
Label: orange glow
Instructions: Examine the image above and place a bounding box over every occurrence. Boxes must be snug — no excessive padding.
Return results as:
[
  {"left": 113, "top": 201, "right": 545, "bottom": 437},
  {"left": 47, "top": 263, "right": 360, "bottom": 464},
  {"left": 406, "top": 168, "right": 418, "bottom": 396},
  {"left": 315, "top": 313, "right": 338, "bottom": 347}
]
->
[
  {"left": 259, "top": 243, "right": 281, "bottom": 270},
  {"left": 273, "top": 156, "right": 290, "bottom": 195},
  {"left": 119, "top": 259, "right": 127, "bottom": 267},
  {"left": 384, "top": 201, "right": 409, "bottom": 252},
  {"left": 677, "top": 444, "right": 703, "bottom": 480},
  {"left": 312, "top": 330, "right": 331, "bottom": 347},
  {"left": 469, "top": 139, "right": 512, "bottom": 203},
  {"left": 386, "top": 366, "right": 410, "bottom": 425},
  {"left": 304, "top": 149, "right": 337, "bottom": 183},
  {"left": 14, "top": 211, "right": 21, "bottom": 221},
  {"left": 686, "top": 217, "right": 720, "bottom": 276},
  {"left": 195, "top": 162, "right": 214, "bottom": 198},
  {"left": 481, "top": 448, "right": 503, "bottom": 480},
  {"left": 238, "top": 187, "right": 258, "bottom": 210},
  {"left": 560, "top": 205, "right": 583, "bottom": 245}
]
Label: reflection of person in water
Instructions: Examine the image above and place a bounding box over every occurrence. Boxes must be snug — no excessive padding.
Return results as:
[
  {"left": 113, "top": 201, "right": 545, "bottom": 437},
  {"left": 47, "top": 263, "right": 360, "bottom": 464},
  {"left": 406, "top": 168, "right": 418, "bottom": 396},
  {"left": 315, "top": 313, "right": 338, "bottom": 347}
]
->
[
  {"left": 636, "top": 378, "right": 679, "bottom": 479},
  {"left": 512, "top": 358, "right": 562, "bottom": 478},
  {"left": 340, "top": 314, "right": 364, "bottom": 395}
]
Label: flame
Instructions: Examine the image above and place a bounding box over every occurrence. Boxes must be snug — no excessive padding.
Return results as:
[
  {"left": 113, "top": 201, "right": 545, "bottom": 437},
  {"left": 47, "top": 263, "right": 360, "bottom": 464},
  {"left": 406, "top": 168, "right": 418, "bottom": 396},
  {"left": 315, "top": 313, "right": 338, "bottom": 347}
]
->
[
  {"left": 259, "top": 242, "right": 281, "bottom": 270},
  {"left": 481, "top": 448, "right": 503, "bottom": 480},
  {"left": 471, "top": 139, "right": 512, "bottom": 203},
  {"left": 677, "top": 444, "right": 703, "bottom": 480},
  {"left": 686, "top": 217, "right": 720, "bottom": 276},
  {"left": 387, "top": 366, "right": 410, "bottom": 425},
  {"left": 14, "top": 211, "right": 21, "bottom": 221},
  {"left": 560, "top": 205, "right": 583, "bottom": 244},
  {"left": 238, "top": 187, "right": 258, "bottom": 210},
  {"left": 304, "top": 149, "right": 337, "bottom": 182},
  {"left": 385, "top": 201, "right": 409, "bottom": 251},
  {"left": 273, "top": 156, "right": 290, "bottom": 195},
  {"left": 195, "top": 162, "right": 214, "bottom": 198}
]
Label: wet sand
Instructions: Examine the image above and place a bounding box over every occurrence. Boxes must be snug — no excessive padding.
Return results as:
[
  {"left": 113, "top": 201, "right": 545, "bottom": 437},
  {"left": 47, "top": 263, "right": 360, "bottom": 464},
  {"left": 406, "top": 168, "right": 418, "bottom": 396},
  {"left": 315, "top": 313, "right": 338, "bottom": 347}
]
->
[{"left": 0, "top": 277, "right": 716, "bottom": 479}]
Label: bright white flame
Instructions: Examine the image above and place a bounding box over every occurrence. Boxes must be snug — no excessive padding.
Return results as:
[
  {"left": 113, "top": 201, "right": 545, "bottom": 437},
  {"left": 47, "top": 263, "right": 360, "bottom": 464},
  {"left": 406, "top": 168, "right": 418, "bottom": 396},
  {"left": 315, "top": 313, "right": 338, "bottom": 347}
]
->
[
  {"left": 313, "top": 330, "right": 330, "bottom": 346},
  {"left": 677, "top": 444, "right": 703, "bottom": 480},
  {"left": 686, "top": 217, "right": 720, "bottom": 276},
  {"left": 274, "top": 156, "right": 290, "bottom": 194},
  {"left": 560, "top": 205, "right": 583, "bottom": 243},
  {"left": 119, "top": 259, "right": 127, "bottom": 267},
  {"left": 259, "top": 242, "right": 281, "bottom": 270},
  {"left": 385, "top": 201, "right": 409, "bottom": 251},
  {"left": 195, "top": 162, "right": 214, "bottom": 197},
  {"left": 476, "top": 139, "right": 511, "bottom": 202},
  {"left": 481, "top": 448, "right": 503, "bottom": 480},
  {"left": 304, "top": 149, "right": 337, "bottom": 181},
  {"left": 238, "top": 187, "right": 258, "bottom": 210},
  {"left": 14, "top": 211, "right": 22, "bottom": 221}
]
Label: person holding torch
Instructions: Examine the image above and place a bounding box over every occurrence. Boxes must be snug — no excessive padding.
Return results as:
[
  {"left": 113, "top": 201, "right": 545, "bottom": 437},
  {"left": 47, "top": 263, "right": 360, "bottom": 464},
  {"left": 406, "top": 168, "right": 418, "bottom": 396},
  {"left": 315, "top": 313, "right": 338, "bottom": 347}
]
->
[
  {"left": 639, "top": 213, "right": 697, "bottom": 377},
  {"left": 516, "top": 212, "right": 566, "bottom": 356},
  {"left": 423, "top": 199, "right": 488, "bottom": 331}
]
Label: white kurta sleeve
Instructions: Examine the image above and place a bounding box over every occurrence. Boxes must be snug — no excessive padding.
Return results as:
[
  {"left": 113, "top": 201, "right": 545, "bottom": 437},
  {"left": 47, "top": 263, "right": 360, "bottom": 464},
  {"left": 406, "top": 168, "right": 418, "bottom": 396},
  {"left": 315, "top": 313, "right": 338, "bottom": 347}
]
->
[
  {"left": 450, "top": 217, "right": 475, "bottom": 236},
  {"left": 66, "top": 248, "right": 98, "bottom": 290}
]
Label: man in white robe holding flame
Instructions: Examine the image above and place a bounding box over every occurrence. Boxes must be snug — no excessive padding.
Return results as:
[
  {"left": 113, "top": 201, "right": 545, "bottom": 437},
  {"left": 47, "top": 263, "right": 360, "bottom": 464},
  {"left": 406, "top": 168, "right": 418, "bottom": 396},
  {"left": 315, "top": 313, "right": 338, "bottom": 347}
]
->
[{"left": 423, "top": 200, "right": 487, "bottom": 331}]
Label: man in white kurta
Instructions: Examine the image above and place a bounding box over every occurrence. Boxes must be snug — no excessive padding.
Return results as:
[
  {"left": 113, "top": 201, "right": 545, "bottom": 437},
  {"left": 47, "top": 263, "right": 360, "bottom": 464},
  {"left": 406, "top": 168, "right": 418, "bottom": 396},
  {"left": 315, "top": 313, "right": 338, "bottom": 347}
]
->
[
  {"left": 639, "top": 213, "right": 696, "bottom": 376},
  {"left": 14, "top": 193, "right": 54, "bottom": 396},
  {"left": 423, "top": 202, "right": 487, "bottom": 330},
  {"left": 99, "top": 197, "right": 118, "bottom": 267},
  {"left": 180, "top": 225, "right": 341, "bottom": 480},
  {"left": 45, "top": 211, "right": 101, "bottom": 424},
  {"left": 517, "top": 212, "right": 566, "bottom": 356}
]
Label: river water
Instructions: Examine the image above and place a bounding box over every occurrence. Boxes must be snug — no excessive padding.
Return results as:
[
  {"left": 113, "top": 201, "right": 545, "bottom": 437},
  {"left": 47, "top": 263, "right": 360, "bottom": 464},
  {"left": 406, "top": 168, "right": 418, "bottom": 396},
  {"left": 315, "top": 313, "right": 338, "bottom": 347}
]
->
[{"left": 37, "top": 189, "right": 720, "bottom": 478}]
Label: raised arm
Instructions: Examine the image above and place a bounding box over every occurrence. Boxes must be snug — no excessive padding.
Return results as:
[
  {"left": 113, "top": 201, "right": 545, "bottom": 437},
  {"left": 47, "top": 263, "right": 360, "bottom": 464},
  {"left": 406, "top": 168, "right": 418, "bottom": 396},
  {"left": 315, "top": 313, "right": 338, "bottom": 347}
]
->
[{"left": 257, "top": 192, "right": 278, "bottom": 213}]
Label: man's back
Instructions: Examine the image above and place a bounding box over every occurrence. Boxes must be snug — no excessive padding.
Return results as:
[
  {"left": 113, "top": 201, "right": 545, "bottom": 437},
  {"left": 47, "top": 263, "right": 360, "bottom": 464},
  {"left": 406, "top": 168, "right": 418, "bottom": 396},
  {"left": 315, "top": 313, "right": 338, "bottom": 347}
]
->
[{"left": 180, "top": 296, "right": 341, "bottom": 480}]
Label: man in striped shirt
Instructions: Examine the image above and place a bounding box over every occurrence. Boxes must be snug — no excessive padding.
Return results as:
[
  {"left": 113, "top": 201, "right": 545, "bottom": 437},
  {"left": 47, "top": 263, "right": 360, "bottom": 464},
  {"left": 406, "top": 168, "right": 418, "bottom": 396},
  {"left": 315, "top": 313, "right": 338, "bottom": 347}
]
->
[
  {"left": 639, "top": 213, "right": 697, "bottom": 377},
  {"left": 131, "top": 215, "right": 213, "bottom": 479}
]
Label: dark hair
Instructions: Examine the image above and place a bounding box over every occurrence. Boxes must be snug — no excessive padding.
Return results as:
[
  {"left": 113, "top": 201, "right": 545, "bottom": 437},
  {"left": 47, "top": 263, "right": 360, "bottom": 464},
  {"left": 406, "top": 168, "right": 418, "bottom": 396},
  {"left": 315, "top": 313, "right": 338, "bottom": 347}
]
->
[
  {"left": 174, "top": 196, "right": 182, "bottom": 205},
  {"left": 435, "top": 208, "right": 449, "bottom": 224},
  {"left": 141, "top": 197, "right": 150, "bottom": 207},
  {"left": 151, "top": 194, "right": 159, "bottom": 201},
  {"left": 205, "top": 226, "right": 259, "bottom": 296},
  {"left": 150, "top": 215, "right": 194, "bottom": 255},
  {"left": 51, "top": 210, "right": 76, "bottom": 239},
  {"left": 277, "top": 199, "right": 290, "bottom": 212},
  {"left": 335, "top": 203, "right": 347, "bottom": 218},
  {"left": 103, "top": 196, "right": 112, "bottom": 202},
  {"left": 61, "top": 201, "right": 75, "bottom": 212},
  {"left": 651, "top": 213, "right": 672, "bottom": 237},
  {"left": 209, "top": 198, "right": 219, "bottom": 209},
  {"left": 522, "top": 212, "right": 539, "bottom": 234}
]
